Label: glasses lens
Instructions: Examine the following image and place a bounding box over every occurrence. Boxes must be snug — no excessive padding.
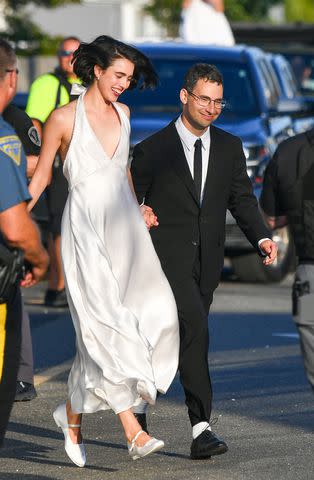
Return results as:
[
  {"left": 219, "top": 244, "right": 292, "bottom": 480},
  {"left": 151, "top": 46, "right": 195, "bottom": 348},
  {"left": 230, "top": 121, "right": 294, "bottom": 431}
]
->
[
  {"left": 58, "top": 50, "right": 75, "bottom": 57},
  {"left": 198, "top": 97, "right": 210, "bottom": 107}
]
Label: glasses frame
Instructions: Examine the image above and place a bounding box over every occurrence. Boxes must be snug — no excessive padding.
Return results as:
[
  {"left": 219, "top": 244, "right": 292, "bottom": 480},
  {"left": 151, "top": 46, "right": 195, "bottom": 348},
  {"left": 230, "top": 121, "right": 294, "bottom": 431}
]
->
[{"left": 187, "top": 90, "right": 226, "bottom": 109}]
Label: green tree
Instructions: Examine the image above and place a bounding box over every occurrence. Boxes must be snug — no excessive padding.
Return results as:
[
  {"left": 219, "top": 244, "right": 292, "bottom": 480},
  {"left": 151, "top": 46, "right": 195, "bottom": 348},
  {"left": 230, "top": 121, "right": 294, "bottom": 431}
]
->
[
  {"left": 1, "top": 0, "right": 80, "bottom": 54},
  {"left": 143, "top": 0, "right": 182, "bottom": 36},
  {"left": 285, "top": 0, "right": 314, "bottom": 23},
  {"left": 225, "top": 0, "right": 281, "bottom": 21}
]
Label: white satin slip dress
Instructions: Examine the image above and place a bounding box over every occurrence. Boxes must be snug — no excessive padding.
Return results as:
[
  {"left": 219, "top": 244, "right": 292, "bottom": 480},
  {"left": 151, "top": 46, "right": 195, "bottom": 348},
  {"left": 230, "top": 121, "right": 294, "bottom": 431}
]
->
[{"left": 61, "top": 91, "right": 179, "bottom": 414}]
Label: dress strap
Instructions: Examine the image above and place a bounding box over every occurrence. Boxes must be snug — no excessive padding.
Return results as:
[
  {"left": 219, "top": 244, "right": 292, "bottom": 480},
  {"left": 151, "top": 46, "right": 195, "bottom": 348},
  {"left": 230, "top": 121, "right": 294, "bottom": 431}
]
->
[{"left": 113, "top": 102, "right": 129, "bottom": 130}]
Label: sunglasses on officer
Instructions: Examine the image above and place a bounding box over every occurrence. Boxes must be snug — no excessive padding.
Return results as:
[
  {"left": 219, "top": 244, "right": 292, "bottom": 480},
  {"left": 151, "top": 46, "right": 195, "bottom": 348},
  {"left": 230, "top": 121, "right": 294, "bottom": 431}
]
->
[
  {"left": 58, "top": 49, "right": 76, "bottom": 57},
  {"left": 5, "top": 68, "right": 19, "bottom": 74}
]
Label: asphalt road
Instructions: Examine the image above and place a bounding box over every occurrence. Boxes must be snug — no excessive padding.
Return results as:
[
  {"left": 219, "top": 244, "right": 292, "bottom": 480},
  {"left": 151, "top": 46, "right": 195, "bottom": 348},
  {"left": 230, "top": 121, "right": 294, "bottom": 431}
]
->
[{"left": 1, "top": 275, "right": 313, "bottom": 480}]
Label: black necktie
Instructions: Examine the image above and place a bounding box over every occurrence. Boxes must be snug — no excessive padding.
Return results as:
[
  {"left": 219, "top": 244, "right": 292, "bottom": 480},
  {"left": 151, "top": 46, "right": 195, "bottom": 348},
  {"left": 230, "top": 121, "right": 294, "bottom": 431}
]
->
[{"left": 194, "top": 138, "right": 202, "bottom": 204}]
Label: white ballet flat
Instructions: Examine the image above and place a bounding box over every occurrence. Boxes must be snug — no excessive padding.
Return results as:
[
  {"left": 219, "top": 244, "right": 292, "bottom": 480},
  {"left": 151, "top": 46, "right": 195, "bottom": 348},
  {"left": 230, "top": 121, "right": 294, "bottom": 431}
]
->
[
  {"left": 128, "top": 429, "right": 164, "bottom": 460},
  {"left": 53, "top": 403, "right": 86, "bottom": 468}
]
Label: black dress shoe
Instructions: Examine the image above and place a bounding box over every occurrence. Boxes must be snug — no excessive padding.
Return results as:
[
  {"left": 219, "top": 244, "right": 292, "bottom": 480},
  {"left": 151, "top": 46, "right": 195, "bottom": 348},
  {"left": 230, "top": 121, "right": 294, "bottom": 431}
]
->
[
  {"left": 190, "top": 430, "right": 228, "bottom": 460},
  {"left": 134, "top": 413, "right": 149, "bottom": 434},
  {"left": 44, "top": 289, "right": 68, "bottom": 307},
  {"left": 15, "top": 382, "right": 37, "bottom": 402}
]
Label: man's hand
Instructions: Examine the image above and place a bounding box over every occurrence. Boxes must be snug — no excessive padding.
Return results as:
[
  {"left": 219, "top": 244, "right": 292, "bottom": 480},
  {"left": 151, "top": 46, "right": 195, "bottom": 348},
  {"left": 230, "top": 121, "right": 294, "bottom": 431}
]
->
[
  {"left": 20, "top": 252, "right": 49, "bottom": 288},
  {"left": 140, "top": 204, "right": 159, "bottom": 230},
  {"left": 259, "top": 239, "right": 278, "bottom": 266}
]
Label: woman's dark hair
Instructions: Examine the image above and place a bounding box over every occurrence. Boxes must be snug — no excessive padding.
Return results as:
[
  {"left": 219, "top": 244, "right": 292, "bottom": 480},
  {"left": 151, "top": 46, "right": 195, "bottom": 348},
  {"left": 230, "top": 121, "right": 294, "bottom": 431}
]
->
[
  {"left": 72, "top": 35, "right": 158, "bottom": 90},
  {"left": 183, "top": 63, "right": 223, "bottom": 92}
]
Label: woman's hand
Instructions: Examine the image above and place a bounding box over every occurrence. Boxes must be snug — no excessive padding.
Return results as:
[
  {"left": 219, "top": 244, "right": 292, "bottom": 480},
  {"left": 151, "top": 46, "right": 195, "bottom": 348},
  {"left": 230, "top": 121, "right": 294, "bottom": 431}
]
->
[{"left": 140, "top": 204, "right": 159, "bottom": 230}]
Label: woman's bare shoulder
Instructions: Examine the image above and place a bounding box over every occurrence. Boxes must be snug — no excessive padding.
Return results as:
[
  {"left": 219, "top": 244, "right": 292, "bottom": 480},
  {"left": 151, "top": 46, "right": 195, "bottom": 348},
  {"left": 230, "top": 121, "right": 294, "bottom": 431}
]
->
[
  {"left": 116, "top": 102, "right": 130, "bottom": 119},
  {"left": 46, "top": 100, "right": 77, "bottom": 128}
]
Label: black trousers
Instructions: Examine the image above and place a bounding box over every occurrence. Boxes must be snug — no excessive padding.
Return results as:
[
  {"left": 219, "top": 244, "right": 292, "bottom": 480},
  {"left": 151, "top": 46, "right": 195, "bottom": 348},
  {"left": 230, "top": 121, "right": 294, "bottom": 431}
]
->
[
  {"left": 166, "top": 248, "right": 213, "bottom": 426},
  {"left": 0, "top": 288, "right": 22, "bottom": 446}
]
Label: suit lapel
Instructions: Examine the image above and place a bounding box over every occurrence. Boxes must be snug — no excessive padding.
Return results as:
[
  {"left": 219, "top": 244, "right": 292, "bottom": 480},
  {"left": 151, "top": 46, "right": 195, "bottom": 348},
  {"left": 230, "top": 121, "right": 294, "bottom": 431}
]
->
[{"left": 165, "top": 122, "right": 199, "bottom": 206}]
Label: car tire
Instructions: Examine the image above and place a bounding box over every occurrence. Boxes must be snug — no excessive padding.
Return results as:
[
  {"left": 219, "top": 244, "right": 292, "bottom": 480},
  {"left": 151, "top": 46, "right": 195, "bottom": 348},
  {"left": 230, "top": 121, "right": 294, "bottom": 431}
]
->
[{"left": 230, "top": 226, "right": 294, "bottom": 283}]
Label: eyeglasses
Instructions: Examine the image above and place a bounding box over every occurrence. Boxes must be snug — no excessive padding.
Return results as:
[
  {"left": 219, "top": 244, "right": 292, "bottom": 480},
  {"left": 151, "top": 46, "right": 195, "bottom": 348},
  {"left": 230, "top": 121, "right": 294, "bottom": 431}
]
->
[
  {"left": 6, "top": 68, "right": 19, "bottom": 74},
  {"left": 187, "top": 90, "right": 226, "bottom": 109},
  {"left": 58, "top": 50, "right": 76, "bottom": 57}
]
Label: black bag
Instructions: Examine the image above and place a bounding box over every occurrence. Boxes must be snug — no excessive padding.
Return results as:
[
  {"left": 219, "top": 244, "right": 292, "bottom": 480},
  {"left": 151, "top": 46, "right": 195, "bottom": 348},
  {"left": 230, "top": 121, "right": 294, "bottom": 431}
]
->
[{"left": 0, "top": 244, "right": 24, "bottom": 304}]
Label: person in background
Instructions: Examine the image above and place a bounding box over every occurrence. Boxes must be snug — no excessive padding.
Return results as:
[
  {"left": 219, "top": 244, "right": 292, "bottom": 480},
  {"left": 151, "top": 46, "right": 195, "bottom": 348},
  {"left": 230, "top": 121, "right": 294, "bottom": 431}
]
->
[
  {"left": 0, "top": 38, "right": 48, "bottom": 446},
  {"left": 180, "top": 0, "right": 235, "bottom": 46},
  {"left": 261, "top": 128, "right": 314, "bottom": 394},
  {"left": 3, "top": 103, "right": 41, "bottom": 402},
  {"left": 26, "top": 36, "right": 81, "bottom": 307}
]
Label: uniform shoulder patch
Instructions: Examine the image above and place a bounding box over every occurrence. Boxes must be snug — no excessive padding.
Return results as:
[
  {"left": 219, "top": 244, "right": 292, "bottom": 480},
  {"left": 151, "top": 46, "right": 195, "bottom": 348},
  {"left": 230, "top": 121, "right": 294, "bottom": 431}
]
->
[
  {"left": 28, "top": 126, "right": 41, "bottom": 147},
  {"left": 0, "top": 135, "right": 21, "bottom": 166}
]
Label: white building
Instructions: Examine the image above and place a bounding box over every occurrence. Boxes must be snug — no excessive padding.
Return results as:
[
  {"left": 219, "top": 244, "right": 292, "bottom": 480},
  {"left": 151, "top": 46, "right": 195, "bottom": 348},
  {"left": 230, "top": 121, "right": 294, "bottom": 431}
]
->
[{"left": 27, "top": 0, "right": 164, "bottom": 42}]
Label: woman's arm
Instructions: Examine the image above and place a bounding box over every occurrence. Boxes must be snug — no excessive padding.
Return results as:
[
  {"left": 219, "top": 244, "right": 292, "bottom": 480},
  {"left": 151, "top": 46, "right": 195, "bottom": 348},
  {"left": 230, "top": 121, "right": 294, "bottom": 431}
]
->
[
  {"left": 127, "top": 167, "right": 158, "bottom": 229},
  {"left": 126, "top": 167, "right": 138, "bottom": 200},
  {"left": 27, "top": 109, "right": 64, "bottom": 211}
]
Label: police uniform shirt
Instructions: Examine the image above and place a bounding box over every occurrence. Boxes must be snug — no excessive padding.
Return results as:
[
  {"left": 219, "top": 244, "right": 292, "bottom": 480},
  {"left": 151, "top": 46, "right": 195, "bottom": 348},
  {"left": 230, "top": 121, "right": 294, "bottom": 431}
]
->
[
  {"left": 25, "top": 71, "right": 82, "bottom": 124},
  {"left": 0, "top": 115, "right": 31, "bottom": 217},
  {"left": 3, "top": 104, "right": 41, "bottom": 157}
]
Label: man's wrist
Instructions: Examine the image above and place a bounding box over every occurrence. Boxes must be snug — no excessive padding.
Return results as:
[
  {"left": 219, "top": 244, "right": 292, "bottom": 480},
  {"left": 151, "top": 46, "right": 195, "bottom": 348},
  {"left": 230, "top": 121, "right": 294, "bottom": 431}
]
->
[
  {"left": 35, "top": 249, "right": 49, "bottom": 268},
  {"left": 258, "top": 237, "right": 271, "bottom": 256},
  {"left": 258, "top": 238, "right": 271, "bottom": 247}
]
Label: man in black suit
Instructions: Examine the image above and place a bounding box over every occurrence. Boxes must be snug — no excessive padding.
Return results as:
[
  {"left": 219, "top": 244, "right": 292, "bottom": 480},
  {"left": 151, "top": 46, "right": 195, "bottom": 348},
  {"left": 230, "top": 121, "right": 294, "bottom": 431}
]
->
[{"left": 131, "top": 63, "right": 277, "bottom": 459}]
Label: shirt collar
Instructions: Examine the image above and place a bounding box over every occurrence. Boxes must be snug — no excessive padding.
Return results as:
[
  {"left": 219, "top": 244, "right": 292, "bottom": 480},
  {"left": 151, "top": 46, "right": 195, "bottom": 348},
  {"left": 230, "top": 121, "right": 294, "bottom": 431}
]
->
[{"left": 175, "top": 115, "right": 210, "bottom": 152}]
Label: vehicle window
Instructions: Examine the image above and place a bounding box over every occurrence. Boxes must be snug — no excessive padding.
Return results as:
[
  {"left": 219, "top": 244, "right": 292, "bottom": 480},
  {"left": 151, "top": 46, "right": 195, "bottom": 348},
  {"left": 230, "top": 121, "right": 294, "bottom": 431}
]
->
[
  {"left": 279, "top": 63, "right": 296, "bottom": 98},
  {"left": 284, "top": 53, "right": 314, "bottom": 93},
  {"left": 122, "top": 59, "right": 259, "bottom": 117},
  {"left": 258, "top": 59, "right": 279, "bottom": 108},
  {"left": 283, "top": 64, "right": 299, "bottom": 94}
]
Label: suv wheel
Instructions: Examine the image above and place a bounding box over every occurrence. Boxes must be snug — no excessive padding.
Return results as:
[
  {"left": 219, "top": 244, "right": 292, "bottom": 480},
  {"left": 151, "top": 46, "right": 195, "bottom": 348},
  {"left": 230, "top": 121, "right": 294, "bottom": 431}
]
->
[{"left": 230, "top": 226, "right": 294, "bottom": 283}]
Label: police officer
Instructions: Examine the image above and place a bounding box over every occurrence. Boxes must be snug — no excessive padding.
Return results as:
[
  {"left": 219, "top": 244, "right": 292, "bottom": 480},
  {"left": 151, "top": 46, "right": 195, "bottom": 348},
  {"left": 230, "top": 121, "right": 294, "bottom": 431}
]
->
[
  {"left": 3, "top": 103, "right": 41, "bottom": 177},
  {"left": 0, "top": 38, "right": 49, "bottom": 445},
  {"left": 26, "top": 36, "right": 80, "bottom": 307},
  {"left": 3, "top": 103, "right": 42, "bottom": 402},
  {"left": 261, "top": 128, "right": 314, "bottom": 393}
]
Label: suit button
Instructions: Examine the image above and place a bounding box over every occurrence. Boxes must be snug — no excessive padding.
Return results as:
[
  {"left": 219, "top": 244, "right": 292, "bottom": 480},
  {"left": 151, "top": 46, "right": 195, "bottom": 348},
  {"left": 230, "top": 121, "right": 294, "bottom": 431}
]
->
[{"left": 192, "top": 241, "right": 198, "bottom": 246}]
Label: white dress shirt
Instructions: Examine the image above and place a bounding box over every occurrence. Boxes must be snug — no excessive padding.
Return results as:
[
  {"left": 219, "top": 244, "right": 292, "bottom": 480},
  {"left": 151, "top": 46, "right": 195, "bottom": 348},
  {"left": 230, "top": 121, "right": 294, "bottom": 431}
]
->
[{"left": 175, "top": 115, "right": 210, "bottom": 203}]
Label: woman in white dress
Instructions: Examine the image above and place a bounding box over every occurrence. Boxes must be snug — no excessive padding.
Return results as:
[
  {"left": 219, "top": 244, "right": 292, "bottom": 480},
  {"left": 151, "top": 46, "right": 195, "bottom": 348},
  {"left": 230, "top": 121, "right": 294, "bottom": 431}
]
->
[{"left": 28, "top": 36, "right": 179, "bottom": 467}]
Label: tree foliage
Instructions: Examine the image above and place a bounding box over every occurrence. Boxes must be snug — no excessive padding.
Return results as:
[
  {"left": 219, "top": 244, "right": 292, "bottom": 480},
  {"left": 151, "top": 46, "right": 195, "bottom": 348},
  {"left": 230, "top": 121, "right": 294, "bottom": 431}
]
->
[
  {"left": 285, "top": 0, "right": 314, "bottom": 23},
  {"left": 1, "top": 0, "right": 80, "bottom": 54},
  {"left": 224, "top": 0, "right": 280, "bottom": 21},
  {"left": 6, "top": 0, "right": 79, "bottom": 11},
  {"left": 143, "top": 0, "right": 182, "bottom": 37}
]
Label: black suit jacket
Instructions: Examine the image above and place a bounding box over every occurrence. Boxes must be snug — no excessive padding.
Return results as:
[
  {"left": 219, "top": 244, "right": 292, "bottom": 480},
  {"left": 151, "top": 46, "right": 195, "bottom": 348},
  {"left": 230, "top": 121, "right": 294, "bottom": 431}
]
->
[{"left": 131, "top": 121, "right": 270, "bottom": 294}]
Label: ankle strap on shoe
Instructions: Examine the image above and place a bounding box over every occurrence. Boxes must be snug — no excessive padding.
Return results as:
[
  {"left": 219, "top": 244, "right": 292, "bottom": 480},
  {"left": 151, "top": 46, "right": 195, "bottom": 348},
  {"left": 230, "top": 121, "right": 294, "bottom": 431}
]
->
[
  {"left": 129, "top": 429, "right": 144, "bottom": 450},
  {"left": 68, "top": 424, "right": 81, "bottom": 428}
]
